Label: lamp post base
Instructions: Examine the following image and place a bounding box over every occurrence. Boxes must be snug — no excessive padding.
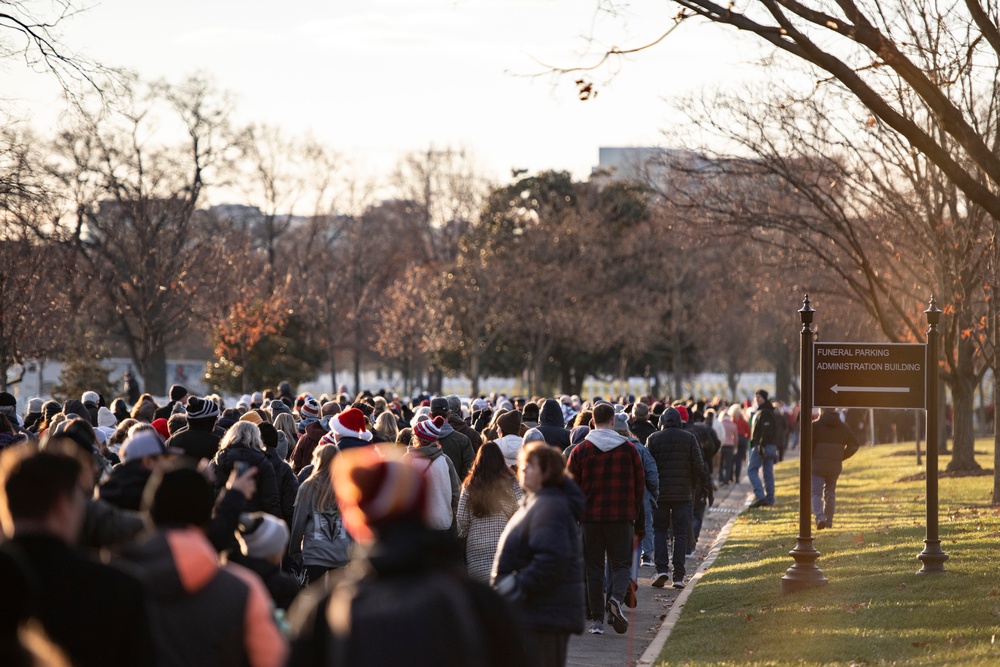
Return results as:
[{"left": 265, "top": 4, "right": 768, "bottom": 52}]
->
[
  {"left": 917, "top": 540, "right": 949, "bottom": 574},
  {"left": 781, "top": 538, "right": 828, "bottom": 594}
]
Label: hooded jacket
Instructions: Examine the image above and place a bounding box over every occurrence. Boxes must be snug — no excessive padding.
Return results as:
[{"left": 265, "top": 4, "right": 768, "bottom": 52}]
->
[
  {"left": 449, "top": 413, "right": 483, "bottom": 451},
  {"left": 291, "top": 421, "right": 329, "bottom": 473},
  {"left": 405, "top": 444, "right": 461, "bottom": 530},
  {"left": 264, "top": 447, "right": 299, "bottom": 527},
  {"left": 646, "top": 408, "right": 711, "bottom": 503},
  {"left": 436, "top": 418, "right": 475, "bottom": 480},
  {"left": 536, "top": 399, "right": 571, "bottom": 449},
  {"left": 565, "top": 428, "right": 645, "bottom": 523},
  {"left": 492, "top": 478, "right": 586, "bottom": 633},
  {"left": 495, "top": 433, "right": 523, "bottom": 469},
  {"left": 811, "top": 411, "right": 860, "bottom": 477},
  {"left": 125, "top": 528, "right": 287, "bottom": 667}
]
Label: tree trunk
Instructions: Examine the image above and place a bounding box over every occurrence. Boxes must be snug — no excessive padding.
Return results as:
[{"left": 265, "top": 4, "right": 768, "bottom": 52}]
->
[
  {"left": 947, "top": 336, "right": 982, "bottom": 472},
  {"left": 141, "top": 346, "right": 167, "bottom": 397},
  {"left": 328, "top": 338, "right": 337, "bottom": 396},
  {"left": 993, "top": 361, "right": 999, "bottom": 504},
  {"left": 774, "top": 348, "right": 792, "bottom": 403},
  {"left": 469, "top": 352, "right": 481, "bottom": 398},
  {"left": 353, "top": 320, "right": 362, "bottom": 398}
]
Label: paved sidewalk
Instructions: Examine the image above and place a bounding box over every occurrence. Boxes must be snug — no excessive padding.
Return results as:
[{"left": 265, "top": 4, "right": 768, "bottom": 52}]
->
[{"left": 565, "top": 475, "right": 753, "bottom": 667}]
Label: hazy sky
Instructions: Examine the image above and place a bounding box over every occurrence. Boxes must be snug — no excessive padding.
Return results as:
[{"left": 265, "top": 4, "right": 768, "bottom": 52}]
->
[{"left": 9, "top": 0, "right": 766, "bottom": 188}]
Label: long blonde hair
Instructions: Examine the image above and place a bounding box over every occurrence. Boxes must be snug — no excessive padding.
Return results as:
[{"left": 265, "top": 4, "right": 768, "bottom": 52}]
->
[
  {"left": 306, "top": 444, "right": 340, "bottom": 512},
  {"left": 219, "top": 421, "right": 263, "bottom": 451}
]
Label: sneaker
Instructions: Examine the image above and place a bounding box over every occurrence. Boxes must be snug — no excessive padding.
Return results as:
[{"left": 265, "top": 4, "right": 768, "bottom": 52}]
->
[
  {"left": 640, "top": 559, "right": 654, "bottom": 568},
  {"left": 686, "top": 549, "right": 696, "bottom": 558},
  {"left": 606, "top": 597, "right": 628, "bottom": 634},
  {"left": 588, "top": 620, "right": 604, "bottom": 635},
  {"left": 651, "top": 572, "right": 670, "bottom": 588},
  {"left": 816, "top": 519, "right": 827, "bottom": 530},
  {"left": 749, "top": 498, "right": 767, "bottom": 509},
  {"left": 672, "top": 579, "right": 686, "bottom": 590}
]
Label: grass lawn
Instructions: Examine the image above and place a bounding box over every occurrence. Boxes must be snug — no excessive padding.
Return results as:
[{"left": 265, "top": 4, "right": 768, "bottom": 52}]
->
[{"left": 657, "top": 440, "right": 1000, "bottom": 666}]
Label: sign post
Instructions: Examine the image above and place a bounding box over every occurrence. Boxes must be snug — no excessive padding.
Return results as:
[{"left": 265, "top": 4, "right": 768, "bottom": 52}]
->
[
  {"left": 781, "top": 296, "right": 827, "bottom": 593},
  {"left": 785, "top": 296, "right": 944, "bottom": 592},
  {"left": 917, "top": 298, "right": 948, "bottom": 574}
]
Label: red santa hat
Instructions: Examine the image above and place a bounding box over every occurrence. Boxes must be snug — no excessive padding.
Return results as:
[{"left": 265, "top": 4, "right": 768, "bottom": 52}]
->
[{"left": 331, "top": 407, "right": 373, "bottom": 442}]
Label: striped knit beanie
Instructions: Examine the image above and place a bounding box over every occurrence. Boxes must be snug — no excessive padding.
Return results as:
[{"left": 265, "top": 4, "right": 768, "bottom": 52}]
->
[
  {"left": 413, "top": 415, "right": 444, "bottom": 444},
  {"left": 333, "top": 447, "right": 427, "bottom": 543}
]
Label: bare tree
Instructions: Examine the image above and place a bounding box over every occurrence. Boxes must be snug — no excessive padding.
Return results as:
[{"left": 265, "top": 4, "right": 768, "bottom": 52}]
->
[
  {"left": 0, "top": 128, "right": 70, "bottom": 391},
  {"left": 49, "top": 75, "right": 238, "bottom": 395}
]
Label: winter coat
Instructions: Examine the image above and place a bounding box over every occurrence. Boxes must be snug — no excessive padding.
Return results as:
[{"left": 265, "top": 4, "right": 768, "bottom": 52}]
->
[
  {"left": 289, "top": 477, "right": 352, "bottom": 570},
  {"left": 288, "top": 520, "right": 530, "bottom": 667},
  {"left": 629, "top": 417, "right": 657, "bottom": 445},
  {"left": 438, "top": 421, "right": 475, "bottom": 480},
  {"left": 264, "top": 448, "right": 299, "bottom": 527},
  {"left": 536, "top": 399, "right": 571, "bottom": 449},
  {"left": 565, "top": 428, "right": 645, "bottom": 523},
  {"left": 646, "top": 408, "right": 711, "bottom": 503},
  {"left": 98, "top": 459, "right": 153, "bottom": 511},
  {"left": 125, "top": 527, "right": 287, "bottom": 667},
  {"left": 168, "top": 422, "right": 221, "bottom": 462},
  {"left": 210, "top": 445, "right": 282, "bottom": 518},
  {"left": 492, "top": 478, "right": 586, "bottom": 634},
  {"left": 0, "top": 533, "right": 155, "bottom": 666},
  {"left": 495, "top": 434, "right": 524, "bottom": 469},
  {"left": 405, "top": 444, "right": 460, "bottom": 530},
  {"left": 632, "top": 437, "right": 659, "bottom": 500},
  {"left": 291, "top": 421, "right": 328, "bottom": 474},
  {"left": 751, "top": 402, "right": 779, "bottom": 449},
  {"left": 450, "top": 414, "right": 483, "bottom": 451},
  {"left": 811, "top": 411, "right": 860, "bottom": 477},
  {"left": 456, "top": 478, "right": 522, "bottom": 583},
  {"left": 335, "top": 434, "right": 374, "bottom": 452}
]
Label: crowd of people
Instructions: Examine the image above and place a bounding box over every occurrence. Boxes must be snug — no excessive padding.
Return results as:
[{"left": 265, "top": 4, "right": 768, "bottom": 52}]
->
[{"left": 0, "top": 384, "right": 811, "bottom": 667}]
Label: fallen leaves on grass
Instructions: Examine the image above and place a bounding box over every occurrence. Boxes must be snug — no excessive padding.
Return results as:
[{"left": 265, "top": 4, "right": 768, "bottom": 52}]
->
[{"left": 854, "top": 532, "right": 866, "bottom": 545}]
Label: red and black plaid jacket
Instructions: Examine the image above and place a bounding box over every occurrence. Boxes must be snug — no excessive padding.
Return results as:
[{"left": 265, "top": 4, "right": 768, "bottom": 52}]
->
[{"left": 566, "top": 434, "right": 645, "bottom": 523}]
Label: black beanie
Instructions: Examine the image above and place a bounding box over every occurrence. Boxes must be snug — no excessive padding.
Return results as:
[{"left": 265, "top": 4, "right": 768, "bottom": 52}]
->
[{"left": 258, "top": 422, "right": 278, "bottom": 450}]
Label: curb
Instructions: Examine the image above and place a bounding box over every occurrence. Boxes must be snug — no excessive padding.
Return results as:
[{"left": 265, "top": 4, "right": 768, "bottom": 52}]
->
[{"left": 635, "top": 487, "right": 753, "bottom": 666}]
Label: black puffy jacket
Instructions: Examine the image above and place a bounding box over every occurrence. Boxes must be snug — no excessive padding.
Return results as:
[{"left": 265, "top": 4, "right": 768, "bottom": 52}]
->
[
  {"left": 493, "top": 478, "right": 586, "bottom": 634},
  {"left": 646, "top": 408, "right": 711, "bottom": 503},
  {"left": 264, "top": 448, "right": 300, "bottom": 527},
  {"left": 210, "top": 445, "right": 281, "bottom": 518}
]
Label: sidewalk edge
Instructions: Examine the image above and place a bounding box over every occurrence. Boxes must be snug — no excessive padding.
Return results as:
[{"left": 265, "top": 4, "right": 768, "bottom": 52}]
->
[{"left": 635, "top": 489, "right": 753, "bottom": 666}]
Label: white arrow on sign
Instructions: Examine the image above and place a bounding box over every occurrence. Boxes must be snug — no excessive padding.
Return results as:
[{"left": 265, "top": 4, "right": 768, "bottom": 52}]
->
[{"left": 830, "top": 385, "right": 910, "bottom": 394}]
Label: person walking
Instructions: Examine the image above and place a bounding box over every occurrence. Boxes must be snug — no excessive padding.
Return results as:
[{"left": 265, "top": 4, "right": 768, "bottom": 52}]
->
[
  {"left": 811, "top": 408, "right": 860, "bottom": 529},
  {"left": 565, "top": 403, "right": 645, "bottom": 635},
  {"left": 748, "top": 390, "right": 779, "bottom": 508},
  {"left": 645, "top": 407, "right": 711, "bottom": 590},
  {"left": 456, "top": 442, "right": 523, "bottom": 583},
  {"left": 492, "top": 442, "right": 585, "bottom": 667},
  {"left": 288, "top": 444, "right": 351, "bottom": 585}
]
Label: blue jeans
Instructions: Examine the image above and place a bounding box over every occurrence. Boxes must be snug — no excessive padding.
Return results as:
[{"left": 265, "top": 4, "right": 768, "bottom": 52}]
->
[
  {"left": 748, "top": 444, "right": 778, "bottom": 504},
  {"left": 811, "top": 471, "right": 839, "bottom": 525},
  {"left": 641, "top": 494, "right": 655, "bottom": 561},
  {"left": 653, "top": 500, "right": 692, "bottom": 581}
]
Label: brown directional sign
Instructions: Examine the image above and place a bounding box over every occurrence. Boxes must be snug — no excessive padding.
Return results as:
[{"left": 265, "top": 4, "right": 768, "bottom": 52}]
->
[{"left": 813, "top": 343, "right": 926, "bottom": 410}]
